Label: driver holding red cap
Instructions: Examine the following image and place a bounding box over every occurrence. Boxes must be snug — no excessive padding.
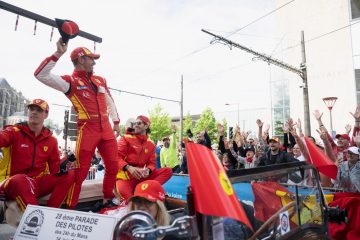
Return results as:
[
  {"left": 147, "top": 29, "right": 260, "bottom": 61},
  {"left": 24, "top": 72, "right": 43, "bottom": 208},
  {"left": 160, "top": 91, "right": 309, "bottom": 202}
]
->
[
  {"left": 116, "top": 115, "right": 172, "bottom": 202},
  {"left": 34, "top": 39, "right": 120, "bottom": 209}
]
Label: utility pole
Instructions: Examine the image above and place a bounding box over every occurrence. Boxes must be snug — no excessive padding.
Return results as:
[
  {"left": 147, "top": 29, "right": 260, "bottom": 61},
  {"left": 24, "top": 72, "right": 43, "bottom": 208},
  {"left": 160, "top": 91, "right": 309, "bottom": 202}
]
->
[
  {"left": 202, "top": 29, "right": 311, "bottom": 136},
  {"left": 300, "top": 31, "right": 311, "bottom": 136},
  {"left": 180, "top": 75, "right": 184, "bottom": 146}
]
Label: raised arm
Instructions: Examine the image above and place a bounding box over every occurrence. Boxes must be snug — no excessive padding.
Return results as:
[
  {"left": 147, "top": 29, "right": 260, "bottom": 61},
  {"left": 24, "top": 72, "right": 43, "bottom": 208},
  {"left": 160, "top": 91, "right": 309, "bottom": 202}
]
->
[{"left": 34, "top": 39, "right": 70, "bottom": 93}]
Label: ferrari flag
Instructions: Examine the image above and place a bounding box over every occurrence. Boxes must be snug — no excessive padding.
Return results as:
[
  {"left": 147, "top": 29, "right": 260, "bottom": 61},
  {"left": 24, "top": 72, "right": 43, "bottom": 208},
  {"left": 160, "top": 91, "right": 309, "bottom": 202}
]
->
[{"left": 186, "top": 142, "right": 252, "bottom": 230}]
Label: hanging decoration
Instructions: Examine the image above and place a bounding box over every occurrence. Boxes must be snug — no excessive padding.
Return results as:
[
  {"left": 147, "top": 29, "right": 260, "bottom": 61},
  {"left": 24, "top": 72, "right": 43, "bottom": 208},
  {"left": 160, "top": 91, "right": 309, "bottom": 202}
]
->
[
  {"left": 33, "top": 20, "right": 37, "bottom": 35},
  {"left": 14, "top": 14, "right": 19, "bottom": 31},
  {"left": 50, "top": 27, "right": 54, "bottom": 41}
]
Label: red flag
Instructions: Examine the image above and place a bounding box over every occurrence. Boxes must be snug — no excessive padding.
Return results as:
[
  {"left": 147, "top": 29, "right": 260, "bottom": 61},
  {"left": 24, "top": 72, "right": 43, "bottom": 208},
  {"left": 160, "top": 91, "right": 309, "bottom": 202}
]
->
[
  {"left": 186, "top": 142, "right": 252, "bottom": 230},
  {"left": 329, "top": 192, "right": 360, "bottom": 240},
  {"left": 252, "top": 181, "right": 291, "bottom": 222},
  {"left": 303, "top": 137, "right": 338, "bottom": 179}
]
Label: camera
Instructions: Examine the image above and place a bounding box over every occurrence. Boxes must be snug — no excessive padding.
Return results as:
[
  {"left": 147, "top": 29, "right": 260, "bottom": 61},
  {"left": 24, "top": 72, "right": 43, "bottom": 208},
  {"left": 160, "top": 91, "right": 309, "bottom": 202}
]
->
[{"left": 327, "top": 206, "right": 348, "bottom": 225}]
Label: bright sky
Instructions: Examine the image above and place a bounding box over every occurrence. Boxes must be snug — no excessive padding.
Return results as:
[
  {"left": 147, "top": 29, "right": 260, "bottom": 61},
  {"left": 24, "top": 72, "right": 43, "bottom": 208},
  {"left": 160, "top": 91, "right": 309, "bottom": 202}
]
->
[{"left": 1, "top": 0, "right": 283, "bottom": 128}]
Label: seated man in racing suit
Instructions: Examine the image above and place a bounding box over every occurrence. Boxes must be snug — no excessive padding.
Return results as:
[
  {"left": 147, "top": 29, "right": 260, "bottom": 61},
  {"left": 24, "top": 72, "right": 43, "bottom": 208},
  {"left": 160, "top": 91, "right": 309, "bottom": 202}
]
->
[
  {"left": 116, "top": 115, "right": 173, "bottom": 202},
  {"left": 0, "top": 99, "right": 74, "bottom": 212}
]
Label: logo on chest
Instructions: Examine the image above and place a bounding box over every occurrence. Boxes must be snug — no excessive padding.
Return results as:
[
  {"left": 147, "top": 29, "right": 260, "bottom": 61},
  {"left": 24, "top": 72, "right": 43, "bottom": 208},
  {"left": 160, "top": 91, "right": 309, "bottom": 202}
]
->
[
  {"left": 82, "top": 91, "right": 90, "bottom": 98},
  {"left": 43, "top": 146, "right": 48, "bottom": 152}
]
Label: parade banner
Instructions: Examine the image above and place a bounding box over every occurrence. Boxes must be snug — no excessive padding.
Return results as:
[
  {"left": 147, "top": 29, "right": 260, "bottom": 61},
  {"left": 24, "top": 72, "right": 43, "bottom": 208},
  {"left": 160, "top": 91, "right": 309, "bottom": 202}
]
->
[{"left": 14, "top": 205, "right": 117, "bottom": 240}]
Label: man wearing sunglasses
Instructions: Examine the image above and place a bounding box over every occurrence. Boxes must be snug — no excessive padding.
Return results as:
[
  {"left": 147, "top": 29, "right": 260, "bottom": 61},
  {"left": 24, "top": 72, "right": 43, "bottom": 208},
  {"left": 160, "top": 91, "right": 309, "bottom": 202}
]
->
[
  {"left": 116, "top": 115, "right": 172, "bottom": 202},
  {"left": 34, "top": 39, "right": 120, "bottom": 209},
  {"left": 0, "top": 99, "right": 74, "bottom": 212}
]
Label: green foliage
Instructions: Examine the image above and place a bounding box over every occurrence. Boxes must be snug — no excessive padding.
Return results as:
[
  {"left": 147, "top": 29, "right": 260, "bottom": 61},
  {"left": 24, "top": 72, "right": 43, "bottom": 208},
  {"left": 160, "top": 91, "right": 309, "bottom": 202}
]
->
[
  {"left": 183, "top": 112, "right": 194, "bottom": 137},
  {"left": 274, "top": 120, "right": 283, "bottom": 137},
  {"left": 149, "top": 104, "right": 172, "bottom": 143},
  {"left": 195, "top": 107, "right": 217, "bottom": 142},
  {"left": 222, "top": 118, "right": 228, "bottom": 138}
]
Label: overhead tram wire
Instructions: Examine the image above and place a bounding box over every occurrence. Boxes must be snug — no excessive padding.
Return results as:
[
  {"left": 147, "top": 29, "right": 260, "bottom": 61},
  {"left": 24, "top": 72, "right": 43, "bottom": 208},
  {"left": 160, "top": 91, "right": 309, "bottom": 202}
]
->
[
  {"left": 192, "top": 20, "right": 360, "bottom": 82},
  {"left": 109, "top": 87, "right": 180, "bottom": 104},
  {"left": 272, "top": 20, "right": 360, "bottom": 56},
  {"left": 127, "top": 0, "right": 297, "bottom": 83},
  {"left": 225, "top": 0, "right": 296, "bottom": 38}
]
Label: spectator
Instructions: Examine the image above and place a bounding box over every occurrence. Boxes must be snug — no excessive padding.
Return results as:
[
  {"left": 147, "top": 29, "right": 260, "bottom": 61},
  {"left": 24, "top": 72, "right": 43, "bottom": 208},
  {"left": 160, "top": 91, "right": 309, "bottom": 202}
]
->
[
  {"left": 229, "top": 144, "right": 259, "bottom": 169},
  {"left": 155, "top": 142, "right": 163, "bottom": 169},
  {"left": 179, "top": 143, "right": 188, "bottom": 174},
  {"left": 258, "top": 137, "right": 299, "bottom": 166},
  {"left": 333, "top": 146, "right": 360, "bottom": 192},
  {"left": 91, "top": 150, "right": 102, "bottom": 166},
  {"left": 128, "top": 180, "right": 170, "bottom": 226},
  {"left": 160, "top": 125, "right": 180, "bottom": 173},
  {"left": 313, "top": 107, "right": 360, "bottom": 164},
  {"left": 196, "top": 128, "right": 212, "bottom": 149},
  {"left": 35, "top": 38, "right": 120, "bottom": 209},
  {"left": 0, "top": 99, "right": 74, "bottom": 212},
  {"left": 292, "top": 144, "right": 305, "bottom": 161},
  {"left": 116, "top": 115, "right": 172, "bottom": 202}
]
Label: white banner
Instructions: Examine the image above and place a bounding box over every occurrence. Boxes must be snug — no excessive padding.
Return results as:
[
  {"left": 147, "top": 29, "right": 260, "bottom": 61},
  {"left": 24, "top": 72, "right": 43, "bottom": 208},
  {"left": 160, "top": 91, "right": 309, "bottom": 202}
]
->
[{"left": 14, "top": 205, "right": 117, "bottom": 240}]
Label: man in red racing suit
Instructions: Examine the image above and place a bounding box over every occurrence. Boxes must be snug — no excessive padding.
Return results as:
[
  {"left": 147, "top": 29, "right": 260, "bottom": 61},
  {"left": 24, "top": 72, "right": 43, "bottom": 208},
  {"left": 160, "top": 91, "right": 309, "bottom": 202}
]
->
[
  {"left": 0, "top": 99, "right": 74, "bottom": 211},
  {"left": 116, "top": 115, "right": 172, "bottom": 201},
  {"left": 34, "top": 39, "right": 120, "bottom": 208}
]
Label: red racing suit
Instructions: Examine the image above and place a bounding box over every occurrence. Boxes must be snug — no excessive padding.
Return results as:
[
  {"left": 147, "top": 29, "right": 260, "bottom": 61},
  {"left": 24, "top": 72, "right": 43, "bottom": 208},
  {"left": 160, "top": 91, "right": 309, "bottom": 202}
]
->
[
  {"left": 116, "top": 133, "right": 172, "bottom": 201},
  {"left": 0, "top": 123, "right": 74, "bottom": 211},
  {"left": 34, "top": 54, "right": 120, "bottom": 208}
]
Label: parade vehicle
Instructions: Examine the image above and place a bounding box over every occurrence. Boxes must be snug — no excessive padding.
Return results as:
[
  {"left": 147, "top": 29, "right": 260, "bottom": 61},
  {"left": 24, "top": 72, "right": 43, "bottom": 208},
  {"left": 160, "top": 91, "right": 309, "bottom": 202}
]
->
[
  {"left": 0, "top": 162, "right": 348, "bottom": 239},
  {"left": 113, "top": 161, "right": 347, "bottom": 239}
]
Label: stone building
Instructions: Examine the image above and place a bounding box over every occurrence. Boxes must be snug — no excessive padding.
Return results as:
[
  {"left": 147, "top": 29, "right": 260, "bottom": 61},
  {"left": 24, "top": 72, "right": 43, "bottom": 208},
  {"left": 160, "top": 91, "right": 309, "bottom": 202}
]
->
[{"left": 0, "top": 78, "right": 29, "bottom": 129}]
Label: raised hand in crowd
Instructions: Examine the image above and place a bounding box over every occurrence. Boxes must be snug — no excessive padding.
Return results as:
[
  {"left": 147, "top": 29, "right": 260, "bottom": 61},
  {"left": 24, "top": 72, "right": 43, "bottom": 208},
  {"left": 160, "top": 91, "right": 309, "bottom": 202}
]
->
[
  {"left": 345, "top": 124, "right": 352, "bottom": 135},
  {"left": 354, "top": 132, "right": 360, "bottom": 148},
  {"left": 313, "top": 109, "right": 326, "bottom": 130},
  {"left": 350, "top": 106, "right": 360, "bottom": 128},
  {"left": 297, "top": 118, "right": 305, "bottom": 137},
  {"left": 256, "top": 119, "right": 263, "bottom": 128},
  {"left": 316, "top": 128, "right": 336, "bottom": 163},
  {"left": 283, "top": 123, "right": 289, "bottom": 133},
  {"left": 217, "top": 123, "right": 225, "bottom": 136}
]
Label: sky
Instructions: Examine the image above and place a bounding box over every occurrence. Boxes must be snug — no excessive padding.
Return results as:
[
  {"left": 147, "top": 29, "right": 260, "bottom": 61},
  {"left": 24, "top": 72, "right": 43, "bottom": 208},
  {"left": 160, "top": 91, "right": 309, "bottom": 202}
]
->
[{"left": 0, "top": 0, "right": 284, "bottom": 129}]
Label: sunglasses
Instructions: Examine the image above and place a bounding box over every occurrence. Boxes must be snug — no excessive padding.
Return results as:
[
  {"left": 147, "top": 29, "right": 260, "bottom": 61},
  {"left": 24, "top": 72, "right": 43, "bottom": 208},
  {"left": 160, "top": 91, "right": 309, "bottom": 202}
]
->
[{"left": 134, "top": 121, "right": 144, "bottom": 126}]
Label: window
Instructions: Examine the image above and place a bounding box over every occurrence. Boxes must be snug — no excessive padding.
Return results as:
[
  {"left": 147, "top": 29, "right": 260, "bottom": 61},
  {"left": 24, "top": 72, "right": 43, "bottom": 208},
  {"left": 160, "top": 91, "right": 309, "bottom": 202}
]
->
[{"left": 351, "top": 0, "right": 360, "bottom": 20}]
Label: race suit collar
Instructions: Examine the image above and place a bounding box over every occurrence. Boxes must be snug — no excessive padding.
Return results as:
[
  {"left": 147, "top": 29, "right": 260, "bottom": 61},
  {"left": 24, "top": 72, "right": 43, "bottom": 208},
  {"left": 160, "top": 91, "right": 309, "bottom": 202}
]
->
[{"left": 73, "top": 70, "right": 93, "bottom": 78}]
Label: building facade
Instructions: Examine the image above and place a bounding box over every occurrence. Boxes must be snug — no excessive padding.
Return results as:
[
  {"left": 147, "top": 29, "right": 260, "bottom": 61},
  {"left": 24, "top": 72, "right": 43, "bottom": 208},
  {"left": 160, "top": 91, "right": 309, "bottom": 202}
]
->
[
  {"left": 273, "top": 0, "right": 359, "bottom": 136},
  {"left": 0, "top": 78, "right": 28, "bottom": 129}
]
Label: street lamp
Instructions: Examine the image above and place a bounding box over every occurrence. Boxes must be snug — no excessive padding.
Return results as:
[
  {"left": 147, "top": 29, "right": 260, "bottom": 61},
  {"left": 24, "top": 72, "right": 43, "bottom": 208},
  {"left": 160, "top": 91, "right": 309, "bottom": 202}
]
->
[
  {"left": 322, "top": 97, "right": 338, "bottom": 132},
  {"left": 225, "top": 103, "right": 240, "bottom": 126}
]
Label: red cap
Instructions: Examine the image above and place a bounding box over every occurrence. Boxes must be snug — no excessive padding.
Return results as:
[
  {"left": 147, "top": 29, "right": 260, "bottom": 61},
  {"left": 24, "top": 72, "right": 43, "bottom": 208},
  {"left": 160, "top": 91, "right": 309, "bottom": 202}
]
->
[
  {"left": 130, "top": 180, "right": 166, "bottom": 202},
  {"left": 27, "top": 99, "right": 49, "bottom": 112},
  {"left": 70, "top": 47, "right": 100, "bottom": 61},
  {"left": 336, "top": 134, "right": 350, "bottom": 141},
  {"left": 137, "top": 115, "right": 150, "bottom": 127}
]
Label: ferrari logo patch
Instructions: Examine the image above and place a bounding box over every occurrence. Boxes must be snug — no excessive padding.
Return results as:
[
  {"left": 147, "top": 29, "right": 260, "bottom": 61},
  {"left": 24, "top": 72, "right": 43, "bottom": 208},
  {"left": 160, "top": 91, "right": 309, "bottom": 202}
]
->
[
  {"left": 43, "top": 146, "right": 48, "bottom": 152},
  {"left": 141, "top": 183, "right": 148, "bottom": 191},
  {"left": 219, "top": 171, "right": 234, "bottom": 196}
]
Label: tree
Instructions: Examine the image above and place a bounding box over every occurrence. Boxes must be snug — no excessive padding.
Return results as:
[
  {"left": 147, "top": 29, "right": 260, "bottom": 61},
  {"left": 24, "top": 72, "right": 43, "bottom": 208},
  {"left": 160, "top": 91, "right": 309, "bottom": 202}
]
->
[
  {"left": 149, "top": 104, "right": 172, "bottom": 143},
  {"left": 196, "top": 107, "right": 217, "bottom": 142},
  {"left": 183, "top": 112, "right": 194, "bottom": 138}
]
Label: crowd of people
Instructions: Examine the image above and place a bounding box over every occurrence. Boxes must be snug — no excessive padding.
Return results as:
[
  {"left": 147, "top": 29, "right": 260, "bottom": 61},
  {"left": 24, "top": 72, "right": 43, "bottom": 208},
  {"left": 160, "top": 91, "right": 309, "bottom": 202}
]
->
[{"left": 0, "top": 36, "right": 359, "bottom": 239}]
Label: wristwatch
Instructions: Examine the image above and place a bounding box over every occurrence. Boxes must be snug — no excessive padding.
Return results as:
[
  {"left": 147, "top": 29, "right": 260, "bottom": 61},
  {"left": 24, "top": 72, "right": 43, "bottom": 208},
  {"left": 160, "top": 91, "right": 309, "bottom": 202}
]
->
[{"left": 124, "top": 165, "right": 129, "bottom": 171}]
